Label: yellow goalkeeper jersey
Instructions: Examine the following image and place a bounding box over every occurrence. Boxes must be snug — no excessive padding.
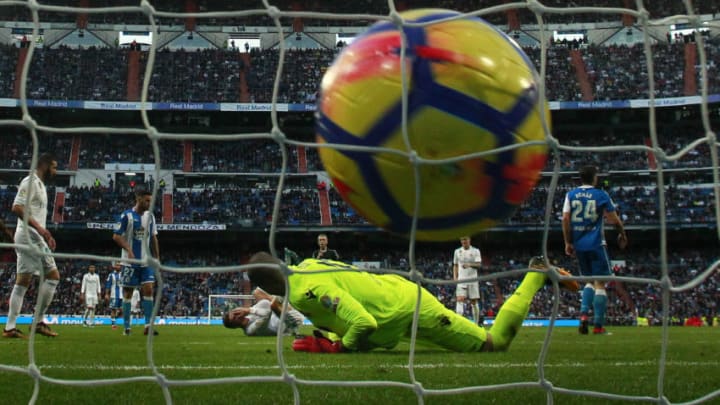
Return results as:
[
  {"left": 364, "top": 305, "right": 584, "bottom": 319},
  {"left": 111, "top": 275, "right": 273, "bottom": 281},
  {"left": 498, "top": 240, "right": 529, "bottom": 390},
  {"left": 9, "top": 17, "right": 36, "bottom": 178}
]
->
[{"left": 288, "top": 258, "right": 435, "bottom": 351}]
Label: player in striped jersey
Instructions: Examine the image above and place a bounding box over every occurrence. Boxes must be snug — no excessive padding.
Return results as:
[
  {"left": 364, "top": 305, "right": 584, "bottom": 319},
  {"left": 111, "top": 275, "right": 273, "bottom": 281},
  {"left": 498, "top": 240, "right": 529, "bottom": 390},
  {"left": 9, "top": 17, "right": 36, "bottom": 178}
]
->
[
  {"left": 80, "top": 264, "right": 102, "bottom": 327},
  {"left": 112, "top": 190, "right": 160, "bottom": 336},
  {"left": 562, "top": 166, "right": 627, "bottom": 335},
  {"left": 105, "top": 262, "right": 123, "bottom": 329}
]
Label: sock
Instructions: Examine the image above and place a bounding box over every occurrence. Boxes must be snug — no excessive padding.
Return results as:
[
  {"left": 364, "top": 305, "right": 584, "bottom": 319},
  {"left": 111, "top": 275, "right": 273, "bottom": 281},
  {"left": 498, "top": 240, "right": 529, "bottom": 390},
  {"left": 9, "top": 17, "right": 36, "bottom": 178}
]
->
[
  {"left": 581, "top": 283, "right": 595, "bottom": 315},
  {"left": 142, "top": 296, "right": 154, "bottom": 326},
  {"left": 82, "top": 308, "right": 89, "bottom": 323},
  {"left": 6, "top": 284, "right": 28, "bottom": 330},
  {"left": 111, "top": 314, "right": 116, "bottom": 325},
  {"left": 593, "top": 289, "right": 608, "bottom": 328},
  {"left": 89, "top": 308, "right": 95, "bottom": 325},
  {"left": 122, "top": 300, "right": 132, "bottom": 329},
  {"left": 471, "top": 302, "right": 480, "bottom": 324},
  {"left": 489, "top": 272, "right": 545, "bottom": 351},
  {"left": 455, "top": 301, "right": 464, "bottom": 316},
  {"left": 36, "top": 279, "right": 59, "bottom": 320}
]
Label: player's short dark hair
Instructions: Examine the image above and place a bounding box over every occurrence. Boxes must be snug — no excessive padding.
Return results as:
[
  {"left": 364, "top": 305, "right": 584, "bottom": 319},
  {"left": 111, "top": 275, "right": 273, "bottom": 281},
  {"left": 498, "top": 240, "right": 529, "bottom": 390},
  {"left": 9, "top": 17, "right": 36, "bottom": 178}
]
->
[
  {"left": 38, "top": 152, "right": 56, "bottom": 167},
  {"left": 135, "top": 190, "right": 152, "bottom": 199},
  {"left": 222, "top": 312, "right": 239, "bottom": 329},
  {"left": 579, "top": 165, "right": 598, "bottom": 185}
]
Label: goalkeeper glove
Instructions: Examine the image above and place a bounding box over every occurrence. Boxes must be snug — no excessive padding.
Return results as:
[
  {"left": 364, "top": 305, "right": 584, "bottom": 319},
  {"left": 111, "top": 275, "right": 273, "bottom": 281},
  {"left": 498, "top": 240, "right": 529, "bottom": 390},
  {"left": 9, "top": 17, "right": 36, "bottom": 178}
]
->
[{"left": 292, "top": 330, "right": 343, "bottom": 353}]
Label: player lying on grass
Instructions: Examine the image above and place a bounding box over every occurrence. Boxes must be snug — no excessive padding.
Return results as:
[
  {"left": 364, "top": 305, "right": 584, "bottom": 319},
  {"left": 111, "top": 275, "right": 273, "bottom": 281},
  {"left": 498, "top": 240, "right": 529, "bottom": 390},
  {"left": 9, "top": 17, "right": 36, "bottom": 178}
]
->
[
  {"left": 247, "top": 254, "right": 579, "bottom": 353},
  {"left": 223, "top": 287, "right": 304, "bottom": 336}
]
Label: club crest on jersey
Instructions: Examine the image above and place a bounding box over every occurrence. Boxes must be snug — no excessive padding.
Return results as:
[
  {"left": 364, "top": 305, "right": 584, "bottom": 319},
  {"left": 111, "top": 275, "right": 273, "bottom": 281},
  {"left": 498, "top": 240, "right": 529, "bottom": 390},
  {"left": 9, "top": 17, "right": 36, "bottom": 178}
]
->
[{"left": 320, "top": 295, "right": 339, "bottom": 313}]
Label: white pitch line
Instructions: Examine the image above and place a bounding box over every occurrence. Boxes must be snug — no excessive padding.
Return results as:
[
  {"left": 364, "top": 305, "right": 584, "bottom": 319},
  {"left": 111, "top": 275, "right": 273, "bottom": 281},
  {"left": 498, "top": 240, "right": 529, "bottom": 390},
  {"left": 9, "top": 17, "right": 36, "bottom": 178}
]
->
[{"left": 3, "top": 360, "right": 716, "bottom": 372}]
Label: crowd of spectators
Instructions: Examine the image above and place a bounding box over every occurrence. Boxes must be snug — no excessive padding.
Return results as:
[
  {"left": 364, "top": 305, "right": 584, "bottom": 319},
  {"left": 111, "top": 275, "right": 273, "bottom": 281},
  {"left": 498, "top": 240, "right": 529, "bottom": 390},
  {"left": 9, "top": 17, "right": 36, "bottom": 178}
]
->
[
  {"left": 3, "top": 40, "right": 719, "bottom": 104},
  {"left": 0, "top": 0, "right": 716, "bottom": 27},
  {"left": 61, "top": 184, "right": 156, "bottom": 223},
  {"left": 78, "top": 134, "right": 183, "bottom": 170},
  {"left": 0, "top": 132, "right": 73, "bottom": 171},
  {"left": 0, "top": 246, "right": 716, "bottom": 325},
  {"left": 173, "top": 186, "right": 320, "bottom": 226}
]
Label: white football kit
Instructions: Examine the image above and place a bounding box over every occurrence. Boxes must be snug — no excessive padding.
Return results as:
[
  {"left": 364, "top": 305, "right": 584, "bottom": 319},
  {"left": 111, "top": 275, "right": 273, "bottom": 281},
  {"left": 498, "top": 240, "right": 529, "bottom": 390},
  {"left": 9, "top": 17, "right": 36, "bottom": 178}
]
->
[
  {"left": 13, "top": 174, "right": 56, "bottom": 275},
  {"left": 81, "top": 272, "right": 102, "bottom": 307},
  {"left": 453, "top": 245, "right": 482, "bottom": 299},
  {"left": 244, "top": 299, "right": 304, "bottom": 336}
]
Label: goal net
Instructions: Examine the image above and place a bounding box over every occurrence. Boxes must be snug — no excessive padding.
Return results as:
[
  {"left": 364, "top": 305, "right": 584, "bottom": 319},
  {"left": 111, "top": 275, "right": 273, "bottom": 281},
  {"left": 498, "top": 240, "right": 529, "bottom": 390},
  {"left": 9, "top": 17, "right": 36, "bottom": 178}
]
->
[
  {"left": 207, "top": 294, "right": 254, "bottom": 325},
  {"left": 1, "top": 1, "right": 719, "bottom": 404}
]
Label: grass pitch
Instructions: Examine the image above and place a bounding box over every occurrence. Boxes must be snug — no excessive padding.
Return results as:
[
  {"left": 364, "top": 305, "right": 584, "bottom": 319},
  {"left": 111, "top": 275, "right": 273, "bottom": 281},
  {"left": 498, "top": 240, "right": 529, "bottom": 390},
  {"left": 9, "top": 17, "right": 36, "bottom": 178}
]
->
[{"left": 0, "top": 325, "right": 718, "bottom": 404}]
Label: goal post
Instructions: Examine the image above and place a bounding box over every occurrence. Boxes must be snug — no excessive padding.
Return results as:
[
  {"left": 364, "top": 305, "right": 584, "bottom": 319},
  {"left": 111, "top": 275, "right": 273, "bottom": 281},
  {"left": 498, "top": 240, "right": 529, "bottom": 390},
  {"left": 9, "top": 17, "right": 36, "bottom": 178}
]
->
[{"left": 207, "top": 294, "right": 254, "bottom": 325}]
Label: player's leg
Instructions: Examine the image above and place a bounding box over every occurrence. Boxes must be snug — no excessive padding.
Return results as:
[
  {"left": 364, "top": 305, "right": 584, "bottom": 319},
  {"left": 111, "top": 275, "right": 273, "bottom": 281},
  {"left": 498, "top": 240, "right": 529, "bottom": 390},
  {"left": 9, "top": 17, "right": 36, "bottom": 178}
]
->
[
  {"left": 416, "top": 290, "right": 488, "bottom": 352},
  {"left": 82, "top": 304, "right": 89, "bottom": 326},
  {"left": 576, "top": 250, "right": 594, "bottom": 335},
  {"left": 590, "top": 247, "right": 613, "bottom": 334},
  {"left": 4, "top": 271, "right": 32, "bottom": 338},
  {"left": 455, "top": 284, "right": 467, "bottom": 316},
  {"left": 140, "top": 267, "right": 157, "bottom": 335},
  {"left": 488, "top": 269, "right": 547, "bottom": 351},
  {"left": 33, "top": 245, "right": 60, "bottom": 337},
  {"left": 120, "top": 266, "right": 138, "bottom": 334},
  {"left": 4, "top": 239, "right": 39, "bottom": 337},
  {"left": 467, "top": 282, "right": 481, "bottom": 325},
  {"left": 87, "top": 297, "right": 97, "bottom": 327}
]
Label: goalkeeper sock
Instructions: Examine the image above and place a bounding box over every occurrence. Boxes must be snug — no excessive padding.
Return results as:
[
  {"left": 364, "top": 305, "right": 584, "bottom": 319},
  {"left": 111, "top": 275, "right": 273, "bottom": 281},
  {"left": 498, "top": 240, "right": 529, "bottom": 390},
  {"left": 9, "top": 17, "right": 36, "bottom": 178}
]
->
[
  {"left": 593, "top": 289, "right": 608, "bottom": 328},
  {"left": 489, "top": 272, "right": 545, "bottom": 351},
  {"left": 122, "top": 299, "right": 131, "bottom": 329},
  {"left": 581, "top": 283, "right": 595, "bottom": 314},
  {"left": 142, "top": 296, "right": 154, "bottom": 325}
]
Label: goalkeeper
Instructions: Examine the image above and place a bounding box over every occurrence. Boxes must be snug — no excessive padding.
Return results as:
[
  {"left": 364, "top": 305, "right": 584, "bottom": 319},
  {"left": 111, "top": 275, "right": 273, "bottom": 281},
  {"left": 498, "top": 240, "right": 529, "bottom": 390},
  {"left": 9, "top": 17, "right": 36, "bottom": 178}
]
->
[
  {"left": 223, "top": 287, "right": 304, "bottom": 336},
  {"left": 248, "top": 253, "right": 578, "bottom": 353}
]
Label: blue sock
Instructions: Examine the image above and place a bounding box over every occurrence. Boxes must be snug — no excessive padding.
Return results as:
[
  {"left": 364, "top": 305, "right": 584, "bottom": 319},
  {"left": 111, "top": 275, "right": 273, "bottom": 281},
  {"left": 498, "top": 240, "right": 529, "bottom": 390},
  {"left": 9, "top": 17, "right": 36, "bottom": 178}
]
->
[
  {"left": 593, "top": 290, "right": 608, "bottom": 328},
  {"left": 142, "top": 297, "right": 154, "bottom": 326},
  {"left": 581, "top": 284, "right": 595, "bottom": 315},
  {"left": 122, "top": 300, "right": 131, "bottom": 329}
]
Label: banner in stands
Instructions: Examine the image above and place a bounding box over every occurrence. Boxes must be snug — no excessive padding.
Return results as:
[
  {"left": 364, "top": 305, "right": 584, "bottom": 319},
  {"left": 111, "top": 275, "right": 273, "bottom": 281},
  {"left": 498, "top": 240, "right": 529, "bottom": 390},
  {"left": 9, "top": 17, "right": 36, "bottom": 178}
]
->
[
  {"left": 1, "top": 315, "right": 581, "bottom": 327},
  {"left": 1, "top": 95, "right": 719, "bottom": 112},
  {"left": 86, "top": 222, "right": 226, "bottom": 231}
]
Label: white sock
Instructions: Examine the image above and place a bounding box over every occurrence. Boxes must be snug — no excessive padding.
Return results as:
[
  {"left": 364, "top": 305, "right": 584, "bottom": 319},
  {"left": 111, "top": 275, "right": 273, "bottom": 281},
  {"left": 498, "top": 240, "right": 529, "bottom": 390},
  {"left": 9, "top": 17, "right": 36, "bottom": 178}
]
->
[
  {"left": 82, "top": 308, "right": 89, "bottom": 322},
  {"left": 455, "top": 301, "right": 464, "bottom": 315},
  {"left": 471, "top": 302, "right": 480, "bottom": 323},
  {"left": 6, "top": 284, "right": 28, "bottom": 330},
  {"left": 36, "top": 279, "right": 59, "bottom": 320},
  {"left": 89, "top": 308, "right": 95, "bottom": 325}
]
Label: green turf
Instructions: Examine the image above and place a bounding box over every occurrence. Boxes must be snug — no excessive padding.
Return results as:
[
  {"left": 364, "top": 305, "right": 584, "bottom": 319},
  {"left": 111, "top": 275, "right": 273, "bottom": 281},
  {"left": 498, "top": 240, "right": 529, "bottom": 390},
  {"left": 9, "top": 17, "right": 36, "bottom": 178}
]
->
[{"left": 0, "top": 325, "right": 718, "bottom": 404}]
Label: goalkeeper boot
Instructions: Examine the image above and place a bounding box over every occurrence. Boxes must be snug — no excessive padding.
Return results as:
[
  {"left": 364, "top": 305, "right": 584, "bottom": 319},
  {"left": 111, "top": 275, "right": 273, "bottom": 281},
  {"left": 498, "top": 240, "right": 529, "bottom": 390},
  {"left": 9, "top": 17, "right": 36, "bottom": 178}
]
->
[
  {"left": 529, "top": 256, "right": 580, "bottom": 291},
  {"left": 578, "top": 315, "right": 589, "bottom": 335}
]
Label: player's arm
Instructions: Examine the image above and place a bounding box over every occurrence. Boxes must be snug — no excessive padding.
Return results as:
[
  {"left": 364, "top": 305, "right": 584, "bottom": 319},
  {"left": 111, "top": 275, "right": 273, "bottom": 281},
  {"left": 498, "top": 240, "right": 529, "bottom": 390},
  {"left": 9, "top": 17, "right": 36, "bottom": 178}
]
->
[
  {"left": 12, "top": 203, "right": 55, "bottom": 250},
  {"left": 452, "top": 251, "right": 459, "bottom": 280},
  {"left": 604, "top": 210, "right": 627, "bottom": 249},
  {"left": 150, "top": 214, "right": 160, "bottom": 259},
  {"left": 80, "top": 276, "right": 86, "bottom": 302},
  {"left": 561, "top": 194, "right": 574, "bottom": 256},
  {"left": 112, "top": 214, "right": 134, "bottom": 258},
  {"left": 244, "top": 301, "right": 272, "bottom": 336},
  {"left": 307, "top": 284, "right": 378, "bottom": 351}
]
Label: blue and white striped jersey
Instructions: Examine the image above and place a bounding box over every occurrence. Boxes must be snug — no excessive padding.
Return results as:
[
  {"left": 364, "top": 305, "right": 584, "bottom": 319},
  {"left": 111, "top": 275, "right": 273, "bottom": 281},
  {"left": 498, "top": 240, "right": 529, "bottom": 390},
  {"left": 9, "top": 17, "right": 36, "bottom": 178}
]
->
[{"left": 113, "top": 209, "right": 157, "bottom": 267}]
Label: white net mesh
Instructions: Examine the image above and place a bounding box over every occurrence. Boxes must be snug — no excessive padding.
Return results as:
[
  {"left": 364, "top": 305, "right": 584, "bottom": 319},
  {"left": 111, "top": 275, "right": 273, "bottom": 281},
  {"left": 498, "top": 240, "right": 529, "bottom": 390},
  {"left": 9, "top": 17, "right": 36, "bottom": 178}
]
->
[{"left": 1, "top": 1, "right": 719, "bottom": 404}]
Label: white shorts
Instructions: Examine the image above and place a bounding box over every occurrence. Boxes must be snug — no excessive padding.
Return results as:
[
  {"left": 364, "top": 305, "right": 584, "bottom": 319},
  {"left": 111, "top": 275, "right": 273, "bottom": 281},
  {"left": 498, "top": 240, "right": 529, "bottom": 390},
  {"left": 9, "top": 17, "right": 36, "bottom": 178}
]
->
[
  {"left": 15, "top": 233, "right": 56, "bottom": 275},
  {"left": 456, "top": 282, "right": 480, "bottom": 300},
  {"left": 85, "top": 295, "right": 99, "bottom": 307}
]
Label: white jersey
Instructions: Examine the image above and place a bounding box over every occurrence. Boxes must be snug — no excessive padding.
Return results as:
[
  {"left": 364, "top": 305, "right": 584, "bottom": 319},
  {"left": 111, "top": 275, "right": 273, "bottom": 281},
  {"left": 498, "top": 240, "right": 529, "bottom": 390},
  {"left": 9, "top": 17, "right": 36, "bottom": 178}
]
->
[
  {"left": 244, "top": 299, "right": 304, "bottom": 336},
  {"left": 453, "top": 246, "right": 482, "bottom": 280},
  {"left": 81, "top": 273, "right": 101, "bottom": 298},
  {"left": 13, "top": 173, "right": 48, "bottom": 241}
]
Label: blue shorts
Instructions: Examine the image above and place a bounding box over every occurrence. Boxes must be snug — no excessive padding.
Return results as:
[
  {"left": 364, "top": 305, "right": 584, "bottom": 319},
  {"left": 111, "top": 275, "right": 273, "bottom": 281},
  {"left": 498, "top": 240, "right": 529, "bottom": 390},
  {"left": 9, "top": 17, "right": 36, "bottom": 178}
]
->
[
  {"left": 575, "top": 246, "right": 612, "bottom": 277},
  {"left": 120, "top": 266, "right": 155, "bottom": 288},
  {"left": 109, "top": 297, "right": 123, "bottom": 309}
]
